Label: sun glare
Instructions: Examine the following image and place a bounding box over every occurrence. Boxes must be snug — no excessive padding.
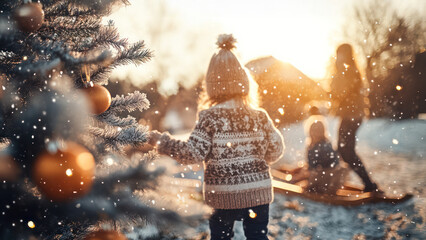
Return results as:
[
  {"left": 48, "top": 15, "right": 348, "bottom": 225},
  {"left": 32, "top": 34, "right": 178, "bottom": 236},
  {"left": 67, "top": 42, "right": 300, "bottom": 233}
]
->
[
  {"left": 227, "top": 1, "right": 337, "bottom": 80},
  {"left": 264, "top": 27, "right": 334, "bottom": 80}
]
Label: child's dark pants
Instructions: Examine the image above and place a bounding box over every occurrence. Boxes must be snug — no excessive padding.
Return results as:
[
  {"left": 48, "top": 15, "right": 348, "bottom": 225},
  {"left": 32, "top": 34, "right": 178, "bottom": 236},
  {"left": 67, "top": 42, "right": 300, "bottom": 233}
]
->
[{"left": 209, "top": 204, "right": 269, "bottom": 240}]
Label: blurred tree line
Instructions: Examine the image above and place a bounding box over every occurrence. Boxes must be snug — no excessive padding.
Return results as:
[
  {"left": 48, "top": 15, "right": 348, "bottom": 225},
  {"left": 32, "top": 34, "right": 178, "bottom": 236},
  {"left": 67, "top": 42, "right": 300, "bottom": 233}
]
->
[
  {"left": 342, "top": 0, "right": 426, "bottom": 120},
  {"left": 109, "top": 56, "right": 327, "bottom": 132}
]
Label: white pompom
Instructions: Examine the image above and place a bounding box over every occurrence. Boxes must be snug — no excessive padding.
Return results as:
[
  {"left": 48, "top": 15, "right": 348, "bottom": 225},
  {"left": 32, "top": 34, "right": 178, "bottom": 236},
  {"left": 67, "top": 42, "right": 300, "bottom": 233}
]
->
[{"left": 216, "top": 34, "right": 237, "bottom": 50}]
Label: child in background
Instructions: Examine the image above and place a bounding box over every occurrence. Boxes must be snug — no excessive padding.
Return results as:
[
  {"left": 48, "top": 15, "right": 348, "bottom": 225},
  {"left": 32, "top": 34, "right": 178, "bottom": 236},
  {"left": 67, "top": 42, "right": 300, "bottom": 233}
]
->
[
  {"left": 304, "top": 107, "right": 348, "bottom": 194},
  {"left": 149, "top": 34, "right": 284, "bottom": 240}
]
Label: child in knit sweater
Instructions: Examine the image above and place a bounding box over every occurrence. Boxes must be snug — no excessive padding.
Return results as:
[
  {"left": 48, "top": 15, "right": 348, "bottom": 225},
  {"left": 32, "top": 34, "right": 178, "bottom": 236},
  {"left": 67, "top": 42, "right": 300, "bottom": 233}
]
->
[{"left": 149, "top": 34, "right": 285, "bottom": 240}]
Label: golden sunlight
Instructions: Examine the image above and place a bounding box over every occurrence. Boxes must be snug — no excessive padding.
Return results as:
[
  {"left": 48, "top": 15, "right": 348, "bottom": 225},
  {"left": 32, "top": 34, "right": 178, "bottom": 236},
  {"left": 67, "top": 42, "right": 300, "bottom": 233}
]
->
[
  {"left": 111, "top": 0, "right": 347, "bottom": 89},
  {"left": 265, "top": 26, "right": 335, "bottom": 80}
]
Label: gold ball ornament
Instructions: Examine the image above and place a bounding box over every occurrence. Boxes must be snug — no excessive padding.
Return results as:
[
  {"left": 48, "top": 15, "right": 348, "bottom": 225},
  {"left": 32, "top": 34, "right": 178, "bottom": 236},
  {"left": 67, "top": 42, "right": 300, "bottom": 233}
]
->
[
  {"left": 32, "top": 141, "right": 95, "bottom": 202},
  {"left": 13, "top": 2, "right": 45, "bottom": 32},
  {"left": 82, "top": 85, "right": 112, "bottom": 114},
  {"left": 83, "top": 230, "right": 128, "bottom": 240}
]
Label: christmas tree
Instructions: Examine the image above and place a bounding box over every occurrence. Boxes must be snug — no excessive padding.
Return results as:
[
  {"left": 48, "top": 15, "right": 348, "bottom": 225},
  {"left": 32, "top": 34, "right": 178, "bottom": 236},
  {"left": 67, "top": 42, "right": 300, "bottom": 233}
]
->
[{"left": 0, "top": 1, "right": 188, "bottom": 239}]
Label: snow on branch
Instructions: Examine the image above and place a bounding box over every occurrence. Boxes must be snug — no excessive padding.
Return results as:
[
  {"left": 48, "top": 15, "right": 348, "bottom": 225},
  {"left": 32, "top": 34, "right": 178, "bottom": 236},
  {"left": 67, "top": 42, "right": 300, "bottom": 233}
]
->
[
  {"left": 103, "top": 91, "right": 150, "bottom": 115},
  {"left": 68, "top": 0, "right": 130, "bottom": 15},
  {"left": 10, "top": 39, "right": 111, "bottom": 77},
  {"left": 88, "top": 42, "right": 151, "bottom": 84},
  {"left": 98, "top": 114, "right": 138, "bottom": 127},
  {"left": 41, "top": 16, "right": 102, "bottom": 41},
  {"left": 44, "top": 1, "right": 96, "bottom": 18},
  {"left": 74, "top": 25, "right": 129, "bottom": 52},
  {"left": 88, "top": 125, "right": 148, "bottom": 152},
  {"left": 113, "top": 41, "right": 153, "bottom": 67}
]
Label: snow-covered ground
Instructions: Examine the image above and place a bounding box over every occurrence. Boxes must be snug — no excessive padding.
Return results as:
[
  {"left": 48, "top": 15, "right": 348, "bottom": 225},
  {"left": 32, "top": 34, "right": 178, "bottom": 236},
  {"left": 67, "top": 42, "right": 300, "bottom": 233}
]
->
[
  {"left": 268, "top": 117, "right": 426, "bottom": 240},
  {"left": 131, "top": 118, "right": 426, "bottom": 239}
]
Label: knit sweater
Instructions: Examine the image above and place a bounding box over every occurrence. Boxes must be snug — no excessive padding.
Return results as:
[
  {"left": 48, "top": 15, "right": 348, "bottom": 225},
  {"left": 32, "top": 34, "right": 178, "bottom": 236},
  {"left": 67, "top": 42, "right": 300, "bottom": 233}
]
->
[{"left": 157, "top": 100, "right": 285, "bottom": 209}]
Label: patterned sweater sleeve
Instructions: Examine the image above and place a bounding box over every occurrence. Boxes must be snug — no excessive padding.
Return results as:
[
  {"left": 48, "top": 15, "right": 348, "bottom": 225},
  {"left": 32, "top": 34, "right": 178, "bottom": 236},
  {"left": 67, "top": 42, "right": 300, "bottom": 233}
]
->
[
  {"left": 156, "top": 111, "right": 212, "bottom": 165},
  {"left": 263, "top": 111, "right": 285, "bottom": 164}
]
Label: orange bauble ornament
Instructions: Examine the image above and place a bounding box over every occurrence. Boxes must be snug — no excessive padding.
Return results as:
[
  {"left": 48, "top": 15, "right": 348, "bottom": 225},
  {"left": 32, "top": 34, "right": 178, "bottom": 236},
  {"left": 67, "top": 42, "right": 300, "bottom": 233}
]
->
[
  {"left": 82, "top": 85, "right": 112, "bottom": 114},
  {"left": 32, "top": 141, "right": 95, "bottom": 202},
  {"left": 83, "top": 230, "right": 127, "bottom": 240},
  {"left": 13, "top": 2, "right": 45, "bottom": 32}
]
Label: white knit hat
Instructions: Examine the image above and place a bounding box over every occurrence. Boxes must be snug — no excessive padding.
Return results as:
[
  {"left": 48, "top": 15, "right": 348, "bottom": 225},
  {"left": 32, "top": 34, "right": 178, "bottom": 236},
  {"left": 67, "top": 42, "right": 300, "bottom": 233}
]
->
[{"left": 205, "top": 34, "right": 250, "bottom": 98}]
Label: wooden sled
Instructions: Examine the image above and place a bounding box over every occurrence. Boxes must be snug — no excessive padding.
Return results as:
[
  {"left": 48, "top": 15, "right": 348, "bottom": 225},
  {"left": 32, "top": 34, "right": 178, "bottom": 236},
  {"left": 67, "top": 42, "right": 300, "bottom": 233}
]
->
[{"left": 271, "top": 166, "right": 413, "bottom": 206}]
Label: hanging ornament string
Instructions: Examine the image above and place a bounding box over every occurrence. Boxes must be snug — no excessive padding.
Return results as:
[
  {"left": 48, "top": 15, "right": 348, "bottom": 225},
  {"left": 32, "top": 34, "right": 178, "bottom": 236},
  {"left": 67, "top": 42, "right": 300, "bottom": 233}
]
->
[
  {"left": 81, "top": 64, "right": 94, "bottom": 88},
  {"left": 80, "top": 64, "right": 111, "bottom": 114}
]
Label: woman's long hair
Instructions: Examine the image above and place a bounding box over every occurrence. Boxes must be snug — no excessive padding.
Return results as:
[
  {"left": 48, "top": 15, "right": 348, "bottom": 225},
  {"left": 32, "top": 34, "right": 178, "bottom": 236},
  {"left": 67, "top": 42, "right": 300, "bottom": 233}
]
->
[{"left": 335, "top": 43, "right": 362, "bottom": 87}]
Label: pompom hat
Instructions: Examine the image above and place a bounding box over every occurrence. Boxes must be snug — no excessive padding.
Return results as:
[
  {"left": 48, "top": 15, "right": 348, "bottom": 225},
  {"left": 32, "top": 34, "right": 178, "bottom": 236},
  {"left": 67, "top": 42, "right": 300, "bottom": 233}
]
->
[{"left": 205, "top": 34, "right": 250, "bottom": 98}]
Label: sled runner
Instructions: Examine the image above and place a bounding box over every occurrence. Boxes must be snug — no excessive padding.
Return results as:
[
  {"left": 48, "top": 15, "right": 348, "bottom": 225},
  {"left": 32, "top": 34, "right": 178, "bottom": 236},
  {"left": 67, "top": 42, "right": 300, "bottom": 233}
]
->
[{"left": 272, "top": 166, "right": 413, "bottom": 206}]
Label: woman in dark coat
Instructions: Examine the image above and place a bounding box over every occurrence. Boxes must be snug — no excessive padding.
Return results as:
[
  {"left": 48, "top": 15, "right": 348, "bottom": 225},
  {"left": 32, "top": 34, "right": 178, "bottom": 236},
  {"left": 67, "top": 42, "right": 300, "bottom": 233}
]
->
[{"left": 330, "top": 43, "right": 380, "bottom": 192}]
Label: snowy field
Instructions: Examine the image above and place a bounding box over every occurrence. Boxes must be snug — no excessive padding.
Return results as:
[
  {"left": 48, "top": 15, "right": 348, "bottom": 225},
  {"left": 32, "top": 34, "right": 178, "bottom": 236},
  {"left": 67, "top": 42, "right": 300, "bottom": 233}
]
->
[
  {"left": 131, "top": 117, "right": 426, "bottom": 240},
  {"left": 270, "top": 117, "right": 426, "bottom": 240}
]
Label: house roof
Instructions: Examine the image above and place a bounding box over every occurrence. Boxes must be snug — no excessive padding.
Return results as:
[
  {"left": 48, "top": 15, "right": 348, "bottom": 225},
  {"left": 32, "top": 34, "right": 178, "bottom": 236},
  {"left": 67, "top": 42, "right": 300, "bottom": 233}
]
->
[{"left": 245, "top": 56, "right": 326, "bottom": 95}]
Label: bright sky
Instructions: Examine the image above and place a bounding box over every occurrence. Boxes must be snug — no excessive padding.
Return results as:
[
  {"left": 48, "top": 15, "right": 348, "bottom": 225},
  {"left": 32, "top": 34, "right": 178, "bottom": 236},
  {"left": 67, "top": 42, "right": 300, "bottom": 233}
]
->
[
  {"left": 166, "top": 0, "right": 348, "bottom": 80},
  {"left": 111, "top": 0, "right": 424, "bottom": 92}
]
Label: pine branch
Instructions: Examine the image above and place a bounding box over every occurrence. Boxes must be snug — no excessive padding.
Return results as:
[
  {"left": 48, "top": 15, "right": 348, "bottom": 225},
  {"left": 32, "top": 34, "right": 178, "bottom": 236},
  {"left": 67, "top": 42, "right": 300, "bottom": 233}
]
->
[
  {"left": 0, "top": 0, "right": 190, "bottom": 238},
  {"left": 88, "top": 41, "right": 152, "bottom": 84},
  {"left": 88, "top": 125, "right": 148, "bottom": 152},
  {"left": 43, "top": 41, "right": 112, "bottom": 66},
  {"left": 10, "top": 38, "right": 112, "bottom": 78},
  {"left": 40, "top": 0, "right": 129, "bottom": 16},
  {"left": 97, "top": 114, "right": 138, "bottom": 127},
  {"left": 85, "top": 41, "right": 151, "bottom": 84},
  {"left": 113, "top": 41, "right": 153, "bottom": 67},
  {"left": 69, "top": 0, "right": 130, "bottom": 15},
  {"left": 102, "top": 91, "right": 151, "bottom": 115},
  {"left": 75, "top": 26, "right": 128, "bottom": 51},
  {"left": 85, "top": 67, "right": 111, "bottom": 86},
  {"left": 44, "top": 1, "right": 97, "bottom": 18},
  {"left": 39, "top": 16, "right": 102, "bottom": 41},
  {"left": 0, "top": 175, "right": 182, "bottom": 239}
]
